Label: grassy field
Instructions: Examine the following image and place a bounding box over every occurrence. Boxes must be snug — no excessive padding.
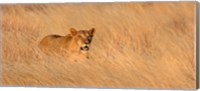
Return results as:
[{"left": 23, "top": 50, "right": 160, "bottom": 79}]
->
[{"left": 1, "top": 2, "right": 197, "bottom": 89}]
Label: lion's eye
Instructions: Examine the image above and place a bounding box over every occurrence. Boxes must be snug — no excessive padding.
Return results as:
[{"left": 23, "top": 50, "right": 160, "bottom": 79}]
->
[
  {"left": 87, "top": 36, "right": 92, "bottom": 40},
  {"left": 77, "top": 35, "right": 82, "bottom": 38}
]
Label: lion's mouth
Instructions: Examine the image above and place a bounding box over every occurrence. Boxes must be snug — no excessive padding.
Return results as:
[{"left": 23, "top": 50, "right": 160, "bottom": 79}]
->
[{"left": 80, "top": 45, "right": 89, "bottom": 51}]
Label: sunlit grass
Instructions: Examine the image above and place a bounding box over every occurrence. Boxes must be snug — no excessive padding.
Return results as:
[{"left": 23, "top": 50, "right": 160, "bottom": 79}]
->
[{"left": 2, "top": 3, "right": 196, "bottom": 89}]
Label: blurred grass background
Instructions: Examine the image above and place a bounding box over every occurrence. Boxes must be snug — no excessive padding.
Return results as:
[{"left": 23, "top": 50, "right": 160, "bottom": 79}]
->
[{"left": 1, "top": 2, "right": 197, "bottom": 89}]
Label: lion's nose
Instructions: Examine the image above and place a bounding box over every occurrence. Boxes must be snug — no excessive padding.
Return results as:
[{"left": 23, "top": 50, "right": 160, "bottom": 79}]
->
[{"left": 85, "top": 41, "right": 90, "bottom": 44}]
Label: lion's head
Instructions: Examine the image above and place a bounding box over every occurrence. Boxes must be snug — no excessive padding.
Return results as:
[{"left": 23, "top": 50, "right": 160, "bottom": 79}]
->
[{"left": 69, "top": 28, "right": 95, "bottom": 53}]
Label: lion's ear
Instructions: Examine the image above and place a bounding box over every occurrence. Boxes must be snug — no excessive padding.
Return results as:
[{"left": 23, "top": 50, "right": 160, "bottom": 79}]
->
[
  {"left": 70, "top": 28, "right": 77, "bottom": 36},
  {"left": 89, "top": 28, "right": 95, "bottom": 35}
]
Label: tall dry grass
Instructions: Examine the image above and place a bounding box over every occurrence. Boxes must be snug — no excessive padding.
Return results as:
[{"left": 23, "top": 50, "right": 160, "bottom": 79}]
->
[{"left": 1, "top": 2, "right": 197, "bottom": 89}]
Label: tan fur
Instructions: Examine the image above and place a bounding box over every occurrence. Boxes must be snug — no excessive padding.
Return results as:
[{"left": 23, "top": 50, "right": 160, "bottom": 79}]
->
[{"left": 39, "top": 28, "right": 95, "bottom": 59}]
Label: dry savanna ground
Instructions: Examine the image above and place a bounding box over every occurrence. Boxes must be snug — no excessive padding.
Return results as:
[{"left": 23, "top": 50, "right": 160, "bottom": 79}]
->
[{"left": 1, "top": 2, "right": 197, "bottom": 89}]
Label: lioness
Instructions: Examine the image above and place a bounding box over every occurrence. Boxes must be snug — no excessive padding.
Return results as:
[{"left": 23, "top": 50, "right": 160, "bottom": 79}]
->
[{"left": 39, "top": 28, "right": 95, "bottom": 59}]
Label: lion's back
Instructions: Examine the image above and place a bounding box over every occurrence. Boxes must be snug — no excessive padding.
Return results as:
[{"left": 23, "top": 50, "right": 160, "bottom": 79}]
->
[
  {"left": 40, "top": 34, "right": 61, "bottom": 45},
  {"left": 39, "top": 34, "right": 64, "bottom": 51}
]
